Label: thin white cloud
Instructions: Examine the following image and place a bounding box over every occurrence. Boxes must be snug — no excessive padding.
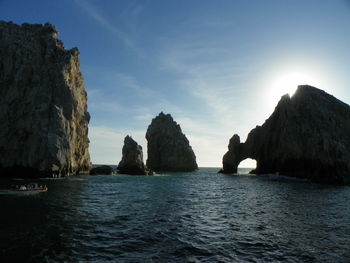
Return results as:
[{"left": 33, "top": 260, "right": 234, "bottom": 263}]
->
[
  {"left": 111, "top": 72, "right": 186, "bottom": 122},
  {"left": 159, "top": 42, "right": 262, "bottom": 132},
  {"left": 154, "top": 40, "right": 270, "bottom": 167},
  {"left": 89, "top": 101, "right": 126, "bottom": 114},
  {"left": 114, "top": 73, "right": 158, "bottom": 98},
  {"left": 132, "top": 109, "right": 155, "bottom": 122},
  {"left": 86, "top": 70, "right": 187, "bottom": 135},
  {"left": 73, "top": 0, "right": 142, "bottom": 56},
  {"left": 175, "top": 117, "right": 231, "bottom": 167}
]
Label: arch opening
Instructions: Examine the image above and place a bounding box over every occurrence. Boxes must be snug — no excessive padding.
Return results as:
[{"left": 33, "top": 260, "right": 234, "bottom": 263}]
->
[{"left": 237, "top": 158, "right": 257, "bottom": 174}]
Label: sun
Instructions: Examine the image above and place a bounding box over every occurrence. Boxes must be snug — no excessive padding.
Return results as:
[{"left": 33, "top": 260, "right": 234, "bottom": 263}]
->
[{"left": 268, "top": 71, "right": 322, "bottom": 108}]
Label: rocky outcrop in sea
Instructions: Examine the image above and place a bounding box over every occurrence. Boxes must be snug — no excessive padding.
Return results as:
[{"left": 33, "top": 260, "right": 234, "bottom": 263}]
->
[
  {"left": 90, "top": 165, "right": 115, "bottom": 175},
  {"left": 146, "top": 112, "right": 198, "bottom": 172},
  {"left": 117, "top": 136, "right": 151, "bottom": 175},
  {"left": 220, "top": 85, "right": 350, "bottom": 185},
  {"left": 0, "top": 21, "right": 91, "bottom": 177}
]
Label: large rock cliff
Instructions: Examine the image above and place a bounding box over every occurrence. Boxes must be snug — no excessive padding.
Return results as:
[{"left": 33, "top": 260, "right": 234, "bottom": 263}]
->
[
  {"left": 220, "top": 85, "right": 350, "bottom": 185},
  {"left": 117, "top": 136, "right": 150, "bottom": 175},
  {"left": 0, "top": 21, "right": 91, "bottom": 177},
  {"left": 146, "top": 112, "right": 198, "bottom": 172}
]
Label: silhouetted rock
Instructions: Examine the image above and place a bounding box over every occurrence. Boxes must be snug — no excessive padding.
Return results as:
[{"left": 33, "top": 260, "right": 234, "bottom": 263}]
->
[
  {"left": 220, "top": 85, "right": 350, "bottom": 185},
  {"left": 117, "top": 136, "right": 152, "bottom": 175},
  {"left": 146, "top": 112, "right": 198, "bottom": 172},
  {"left": 0, "top": 21, "right": 91, "bottom": 178},
  {"left": 90, "top": 165, "right": 115, "bottom": 175},
  {"left": 219, "top": 134, "right": 241, "bottom": 174}
]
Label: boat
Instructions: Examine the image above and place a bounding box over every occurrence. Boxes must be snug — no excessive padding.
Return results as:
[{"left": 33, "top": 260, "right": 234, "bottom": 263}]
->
[
  {"left": 17, "top": 186, "right": 48, "bottom": 192},
  {"left": 0, "top": 185, "right": 48, "bottom": 195},
  {"left": 17, "top": 188, "right": 48, "bottom": 193}
]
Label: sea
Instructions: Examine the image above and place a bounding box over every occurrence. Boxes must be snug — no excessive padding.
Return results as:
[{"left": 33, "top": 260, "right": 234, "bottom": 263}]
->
[{"left": 0, "top": 167, "right": 349, "bottom": 262}]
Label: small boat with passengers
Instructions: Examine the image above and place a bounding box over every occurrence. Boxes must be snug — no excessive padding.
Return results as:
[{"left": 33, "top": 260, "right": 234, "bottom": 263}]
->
[
  {"left": 13, "top": 184, "right": 48, "bottom": 193},
  {"left": 0, "top": 184, "right": 48, "bottom": 196}
]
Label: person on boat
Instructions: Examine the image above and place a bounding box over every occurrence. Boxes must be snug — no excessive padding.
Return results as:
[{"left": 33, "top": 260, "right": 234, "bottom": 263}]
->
[{"left": 39, "top": 185, "right": 48, "bottom": 191}]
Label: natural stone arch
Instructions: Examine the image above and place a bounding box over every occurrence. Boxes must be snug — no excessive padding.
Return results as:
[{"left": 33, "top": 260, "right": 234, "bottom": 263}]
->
[
  {"left": 238, "top": 158, "right": 257, "bottom": 174},
  {"left": 219, "top": 85, "right": 350, "bottom": 184},
  {"left": 220, "top": 134, "right": 254, "bottom": 174}
]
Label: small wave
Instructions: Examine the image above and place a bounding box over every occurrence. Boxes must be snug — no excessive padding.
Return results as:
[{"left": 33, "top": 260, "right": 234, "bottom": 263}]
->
[
  {"left": 260, "top": 173, "right": 308, "bottom": 182},
  {"left": 1, "top": 169, "right": 349, "bottom": 262},
  {"left": 40, "top": 177, "right": 66, "bottom": 180},
  {"left": 172, "top": 238, "right": 215, "bottom": 258},
  {"left": 0, "top": 190, "right": 41, "bottom": 196},
  {"left": 152, "top": 173, "right": 170, "bottom": 177},
  {"left": 67, "top": 178, "right": 86, "bottom": 181}
]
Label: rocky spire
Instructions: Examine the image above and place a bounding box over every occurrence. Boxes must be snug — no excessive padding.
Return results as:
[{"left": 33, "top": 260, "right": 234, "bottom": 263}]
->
[
  {"left": 117, "top": 136, "right": 151, "bottom": 175},
  {"left": 146, "top": 112, "right": 198, "bottom": 172},
  {"left": 219, "top": 134, "right": 242, "bottom": 174}
]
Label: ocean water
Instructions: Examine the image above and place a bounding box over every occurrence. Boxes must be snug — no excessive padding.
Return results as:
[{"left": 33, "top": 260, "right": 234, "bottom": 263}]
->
[{"left": 0, "top": 168, "right": 350, "bottom": 262}]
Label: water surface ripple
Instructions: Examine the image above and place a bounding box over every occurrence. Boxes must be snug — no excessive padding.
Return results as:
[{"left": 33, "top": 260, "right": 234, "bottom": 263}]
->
[{"left": 1, "top": 168, "right": 349, "bottom": 262}]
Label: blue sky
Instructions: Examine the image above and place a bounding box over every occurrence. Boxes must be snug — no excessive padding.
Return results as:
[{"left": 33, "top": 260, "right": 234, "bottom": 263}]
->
[{"left": 2, "top": 0, "right": 350, "bottom": 167}]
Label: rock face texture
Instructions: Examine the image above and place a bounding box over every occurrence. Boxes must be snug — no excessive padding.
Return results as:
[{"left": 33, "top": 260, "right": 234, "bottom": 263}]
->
[
  {"left": 0, "top": 21, "right": 91, "bottom": 177},
  {"left": 90, "top": 165, "right": 115, "bottom": 175},
  {"left": 146, "top": 112, "right": 198, "bottom": 172},
  {"left": 117, "top": 136, "right": 150, "bottom": 175},
  {"left": 220, "top": 85, "right": 350, "bottom": 185}
]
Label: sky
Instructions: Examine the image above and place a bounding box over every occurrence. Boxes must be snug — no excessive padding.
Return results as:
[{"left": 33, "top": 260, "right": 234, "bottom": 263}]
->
[{"left": 1, "top": 0, "right": 350, "bottom": 167}]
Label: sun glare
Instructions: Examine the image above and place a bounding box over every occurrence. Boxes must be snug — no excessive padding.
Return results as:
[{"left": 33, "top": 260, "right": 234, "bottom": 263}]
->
[{"left": 268, "top": 71, "right": 323, "bottom": 109}]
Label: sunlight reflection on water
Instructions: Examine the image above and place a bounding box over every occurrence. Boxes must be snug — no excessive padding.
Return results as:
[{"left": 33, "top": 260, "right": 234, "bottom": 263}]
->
[{"left": 0, "top": 168, "right": 349, "bottom": 262}]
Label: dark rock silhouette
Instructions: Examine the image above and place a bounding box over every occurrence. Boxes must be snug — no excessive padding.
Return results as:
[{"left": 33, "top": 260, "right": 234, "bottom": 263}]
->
[
  {"left": 90, "top": 165, "right": 115, "bottom": 175},
  {"left": 146, "top": 112, "right": 198, "bottom": 172},
  {"left": 219, "top": 134, "right": 241, "bottom": 174},
  {"left": 0, "top": 21, "right": 91, "bottom": 177},
  {"left": 117, "top": 136, "right": 151, "bottom": 175},
  {"left": 220, "top": 85, "right": 350, "bottom": 185}
]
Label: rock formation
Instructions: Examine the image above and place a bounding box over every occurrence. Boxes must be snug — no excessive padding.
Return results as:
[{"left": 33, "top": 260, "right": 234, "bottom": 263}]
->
[
  {"left": 146, "top": 112, "right": 198, "bottom": 172},
  {"left": 117, "top": 136, "right": 151, "bottom": 175},
  {"left": 90, "top": 165, "right": 115, "bottom": 175},
  {"left": 220, "top": 134, "right": 242, "bottom": 174},
  {"left": 220, "top": 85, "right": 350, "bottom": 185},
  {"left": 0, "top": 21, "right": 91, "bottom": 177}
]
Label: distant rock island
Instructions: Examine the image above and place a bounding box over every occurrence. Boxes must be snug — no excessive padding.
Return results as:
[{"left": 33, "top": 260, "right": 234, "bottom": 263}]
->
[
  {"left": 117, "top": 136, "right": 152, "bottom": 175},
  {"left": 90, "top": 165, "right": 115, "bottom": 175},
  {"left": 146, "top": 112, "right": 198, "bottom": 172},
  {"left": 0, "top": 21, "right": 91, "bottom": 177},
  {"left": 220, "top": 85, "right": 350, "bottom": 185}
]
